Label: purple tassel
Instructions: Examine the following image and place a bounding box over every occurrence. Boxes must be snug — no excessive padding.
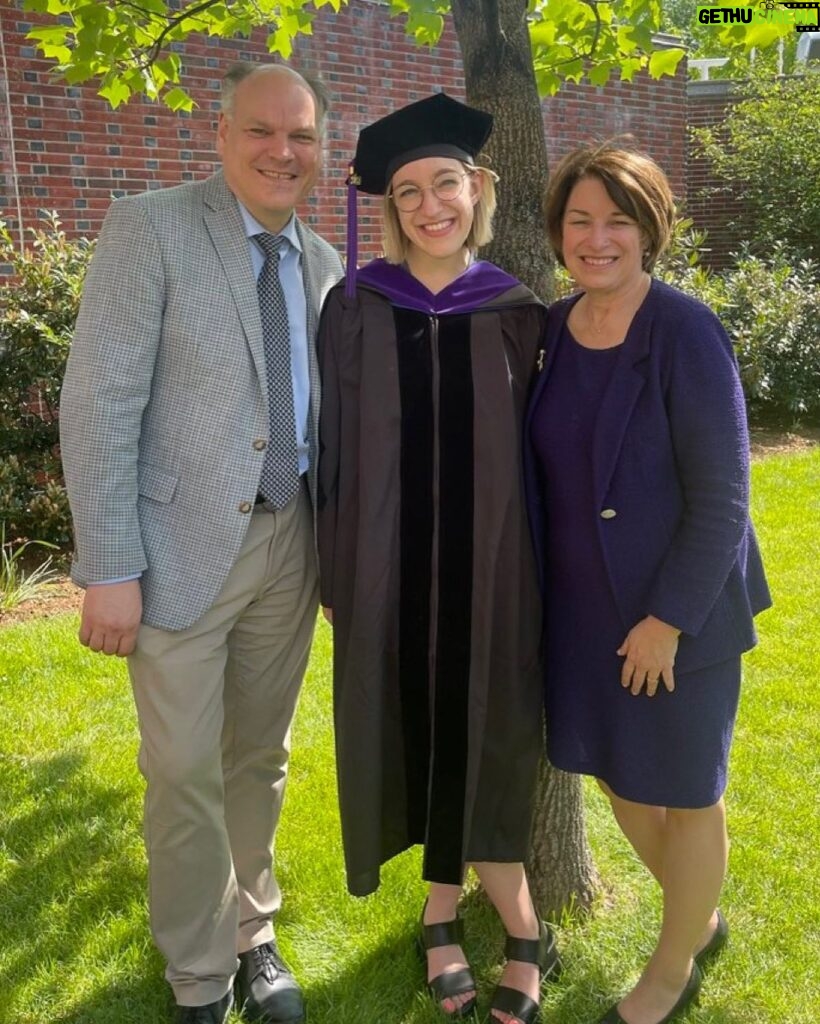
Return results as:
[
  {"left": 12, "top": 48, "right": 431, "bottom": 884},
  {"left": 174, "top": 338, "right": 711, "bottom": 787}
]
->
[{"left": 345, "top": 165, "right": 360, "bottom": 299}]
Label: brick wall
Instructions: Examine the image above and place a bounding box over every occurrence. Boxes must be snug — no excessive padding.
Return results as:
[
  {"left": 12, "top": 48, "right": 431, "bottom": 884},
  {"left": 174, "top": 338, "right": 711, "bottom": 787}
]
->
[
  {"left": 686, "top": 80, "right": 746, "bottom": 271},
  {"left": 542, "top": 55, "right": 688, "bottom": 200},
  {"left": 0, "top": 1, "right": 687, "bottom": 269}
]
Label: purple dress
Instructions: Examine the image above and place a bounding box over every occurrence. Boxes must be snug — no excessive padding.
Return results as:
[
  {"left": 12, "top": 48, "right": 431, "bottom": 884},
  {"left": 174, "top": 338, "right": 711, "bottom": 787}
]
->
[{"left": 529, "top": 323, "right": 740, "bottom": 808}]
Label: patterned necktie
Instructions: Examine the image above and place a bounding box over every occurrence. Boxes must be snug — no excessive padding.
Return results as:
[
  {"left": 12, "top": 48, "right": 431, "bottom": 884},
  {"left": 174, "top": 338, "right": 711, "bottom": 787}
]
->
[{"left": 254, "top": 233, "right": 300, "bottom": 508}]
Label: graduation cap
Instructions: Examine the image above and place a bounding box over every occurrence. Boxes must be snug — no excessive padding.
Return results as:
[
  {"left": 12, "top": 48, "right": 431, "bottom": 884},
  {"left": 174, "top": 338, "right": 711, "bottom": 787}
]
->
[{"left": 345, "top": 92, "right": 493, "bottom": 295}]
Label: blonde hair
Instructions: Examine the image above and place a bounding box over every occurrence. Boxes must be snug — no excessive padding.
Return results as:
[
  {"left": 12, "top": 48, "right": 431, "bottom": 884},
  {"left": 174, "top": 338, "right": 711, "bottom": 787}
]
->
[
  {"left": 381, "top": 164, "right": 499, "bottom": 264},
  {"left": 544, "top": 142, "right": 676, "bottom": 272}
]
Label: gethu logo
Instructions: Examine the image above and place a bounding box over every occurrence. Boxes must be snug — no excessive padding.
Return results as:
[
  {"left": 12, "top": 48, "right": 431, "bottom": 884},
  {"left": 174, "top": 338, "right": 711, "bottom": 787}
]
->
[{"left": 696, "top": 2, "right": 820, "bottom": 27}]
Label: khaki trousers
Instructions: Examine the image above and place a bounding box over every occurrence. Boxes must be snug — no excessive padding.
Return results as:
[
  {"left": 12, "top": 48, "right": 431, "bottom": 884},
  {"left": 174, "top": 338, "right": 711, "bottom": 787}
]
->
[{"left": 128, "top": 486, "right": 317, "bottom": 1006}]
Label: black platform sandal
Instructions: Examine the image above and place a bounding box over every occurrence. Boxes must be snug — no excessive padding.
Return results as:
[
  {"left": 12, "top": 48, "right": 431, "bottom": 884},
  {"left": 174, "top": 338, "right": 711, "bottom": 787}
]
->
[
  {"left": 419, "top": 912, "right": 477, "bottom": 1019},
  {"left": 490, "top": 920, "right": 561, "bottom": 1024}
]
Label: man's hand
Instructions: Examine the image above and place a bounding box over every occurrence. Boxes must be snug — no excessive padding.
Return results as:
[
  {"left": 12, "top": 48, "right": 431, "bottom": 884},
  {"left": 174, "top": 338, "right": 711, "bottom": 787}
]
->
[{"left": 79, "top": 580, "right": 143, "bottom": 657}]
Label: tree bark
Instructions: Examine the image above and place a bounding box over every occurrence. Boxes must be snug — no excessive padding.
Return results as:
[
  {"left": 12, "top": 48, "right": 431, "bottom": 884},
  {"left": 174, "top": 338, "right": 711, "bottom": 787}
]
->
[
  {"left": 526, "top": 755, "right": 600, "bottom": 916},
  {"left": 451, "top": 0, "right": 599, "bottom": 917},
  {"left": 450, "top": 0, "right": 553, "bottom": 298}
]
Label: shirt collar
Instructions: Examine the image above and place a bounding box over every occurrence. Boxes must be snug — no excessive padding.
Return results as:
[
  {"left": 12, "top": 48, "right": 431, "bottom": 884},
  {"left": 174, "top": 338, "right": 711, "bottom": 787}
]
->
[{"left": 237, "top": 202, "right": 302, "bottom": 254}]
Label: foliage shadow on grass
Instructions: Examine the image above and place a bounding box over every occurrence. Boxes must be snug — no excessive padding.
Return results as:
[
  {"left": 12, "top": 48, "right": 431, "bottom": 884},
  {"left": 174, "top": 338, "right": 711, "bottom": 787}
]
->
[
  {"left": 299, "top": 929, "right": 428, "bottom": 1024},
  {"left": 293, "top": 894, "right": 531, "bottom": 1024},
  {"left": 0, "top": 750, "right": 166, "bottom": 1022},
  {"left": 50, "top": 976, "right": 173, "bottom": 1024}
]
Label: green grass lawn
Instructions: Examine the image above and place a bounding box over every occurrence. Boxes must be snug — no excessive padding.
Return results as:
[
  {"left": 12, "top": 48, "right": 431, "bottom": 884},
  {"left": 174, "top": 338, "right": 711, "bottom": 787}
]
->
[{"left": 1, "top": 447, "right": 818, "bottom": 1024}]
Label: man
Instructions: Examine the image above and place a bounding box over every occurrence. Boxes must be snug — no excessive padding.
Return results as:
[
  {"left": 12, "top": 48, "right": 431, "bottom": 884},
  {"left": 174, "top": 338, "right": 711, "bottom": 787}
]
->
[{"left": 60, "top": 63, "right": 343, "bottom": 1024}]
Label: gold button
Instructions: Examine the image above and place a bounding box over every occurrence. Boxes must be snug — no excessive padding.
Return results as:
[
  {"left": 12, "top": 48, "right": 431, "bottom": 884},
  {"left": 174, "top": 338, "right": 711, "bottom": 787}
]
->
[
  {"left": 253, "top": 438, "right": 267, "bottom": 451},
  {"left": 600, "top": 508, "right": 617, "bottom": 519},
  {"left": 238, "top": 501, "right": 252, "bottom": 514}
]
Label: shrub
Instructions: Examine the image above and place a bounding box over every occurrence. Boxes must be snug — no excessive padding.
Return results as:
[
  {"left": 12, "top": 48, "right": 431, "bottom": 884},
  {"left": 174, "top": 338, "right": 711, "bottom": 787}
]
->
[
  {"left": 661, "top": 240, "right": 820, "bottom": 425},
  {"left": 692, "top": 71, "right": 820, "bottom": 265},
  {"left": 553, "top": 219, "right": 820, "bottom": 423},
  {"left": 0, "top": 214, "right": 94, "bottom": 548}
]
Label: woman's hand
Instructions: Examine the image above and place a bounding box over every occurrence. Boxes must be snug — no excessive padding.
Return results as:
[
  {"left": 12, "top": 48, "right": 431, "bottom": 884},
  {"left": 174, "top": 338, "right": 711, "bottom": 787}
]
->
[
  {"left": 322, "top": 606, "right": 334, "bottom": 625},
  {"left": 617, "top": 615, "right": 681, "bottom": 696}
]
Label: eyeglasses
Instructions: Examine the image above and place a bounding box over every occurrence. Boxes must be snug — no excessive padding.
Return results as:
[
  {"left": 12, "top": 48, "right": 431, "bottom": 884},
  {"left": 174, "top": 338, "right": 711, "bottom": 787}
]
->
[{"left": 388, "top": 171, "right": 472, "bottom": 212}]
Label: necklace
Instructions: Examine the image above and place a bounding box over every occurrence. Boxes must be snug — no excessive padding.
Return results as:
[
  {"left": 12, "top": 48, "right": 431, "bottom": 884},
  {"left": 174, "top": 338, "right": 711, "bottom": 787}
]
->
[
  {"left": 581, "top": 275, "right": 651, "bottom": 336},
  {"left": 582, "top": 299, "right": 619, "bottom": 337}
]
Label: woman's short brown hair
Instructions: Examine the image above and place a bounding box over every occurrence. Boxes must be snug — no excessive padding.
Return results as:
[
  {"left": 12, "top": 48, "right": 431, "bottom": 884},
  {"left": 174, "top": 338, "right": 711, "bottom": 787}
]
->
[
  {"left": 544, "top": 142, "right": 676, "bottom": 273},
  {"left": 381, "top": 163, "right": 499, "bottom": 265}
]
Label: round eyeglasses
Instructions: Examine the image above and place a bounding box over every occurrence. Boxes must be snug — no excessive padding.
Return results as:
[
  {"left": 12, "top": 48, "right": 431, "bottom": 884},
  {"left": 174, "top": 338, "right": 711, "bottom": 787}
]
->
[{"left": 388, "top": 171, "right": 472, "bottom": 212}]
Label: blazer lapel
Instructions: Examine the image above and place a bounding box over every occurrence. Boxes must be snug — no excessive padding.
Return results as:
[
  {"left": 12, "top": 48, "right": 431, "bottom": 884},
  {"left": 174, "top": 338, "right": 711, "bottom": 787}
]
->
[{"left": 202, "top": 172, "right": 267, "bottom": 387}]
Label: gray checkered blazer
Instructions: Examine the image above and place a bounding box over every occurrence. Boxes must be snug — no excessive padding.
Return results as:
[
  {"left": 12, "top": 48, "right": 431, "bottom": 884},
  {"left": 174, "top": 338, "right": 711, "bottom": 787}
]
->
[{"left": 60, "top": 171, "right": 344, "bottom": 631}]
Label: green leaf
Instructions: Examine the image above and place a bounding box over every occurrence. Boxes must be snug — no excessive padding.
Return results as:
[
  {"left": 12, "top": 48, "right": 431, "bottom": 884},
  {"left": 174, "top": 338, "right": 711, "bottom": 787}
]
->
[
  {"left": 529, "top": 19, "right": 557, "bottom": 47},
  {"left": 406, "top": 10, "right": 445, "bottom": 45},
  {"left": 742, "top": 23, "right": 789, "bottom": 49},
  {"left": 27, "top": 25, "right": 72, "bottom": 63},
  {"left": 163, "top": 86, "right": 196, "bottom": 112},
  {"left": 588, "top": 62, "right": 613, "bottom": 87},
  {"left": 534, "top": 67, "right": 561, "bottom": 96},
  {"left": 267, "top": 26, "right": 294, "bottom": 60},
  {"left": 98, "top": 78, "right": 132, "bottom": 108},
  {"left": 561, "top": 58, "right": 584, "bottom": 81},
  {"left": 648, "top": 47, "right": 685, "bottom": 79},
  {"left": 23, "top": 0, "right": 72, "bottom": 12},
  {"left": 618, "top": 56, "right": 645, "bottom": 82}
]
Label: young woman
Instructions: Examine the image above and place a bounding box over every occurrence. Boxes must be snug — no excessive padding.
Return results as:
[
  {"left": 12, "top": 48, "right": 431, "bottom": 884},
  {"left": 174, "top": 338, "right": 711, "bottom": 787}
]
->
[
  {"left": 525, "top": 143, "right": 771, "bottom": 1024},
  {"left": 317, "top": 93, "right": 559, "bottom": 1024}
]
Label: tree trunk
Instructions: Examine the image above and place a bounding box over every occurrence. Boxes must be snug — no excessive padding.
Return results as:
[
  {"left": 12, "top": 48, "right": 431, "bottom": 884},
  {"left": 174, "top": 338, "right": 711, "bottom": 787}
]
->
[
  {"left": 450, "top": 0, "right": 553, "bottom": 299},
  {"left": 526, "top": 755, "right": 600, "bottom": 916},
  {"left": 451, "top": 0, "right": 599, "bottom": 917}
]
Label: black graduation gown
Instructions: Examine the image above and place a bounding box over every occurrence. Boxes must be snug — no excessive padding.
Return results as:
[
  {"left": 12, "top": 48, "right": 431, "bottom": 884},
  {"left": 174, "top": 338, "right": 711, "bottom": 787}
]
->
[{"left": 317, "top": 260, "right": 545, "bottom": 896}]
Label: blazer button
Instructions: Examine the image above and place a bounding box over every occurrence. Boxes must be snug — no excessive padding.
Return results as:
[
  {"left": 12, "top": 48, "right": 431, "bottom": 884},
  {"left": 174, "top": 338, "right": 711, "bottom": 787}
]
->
[
  {"left": 600, "top": 508, "right": 617, "bottom": 519},
  {"left": 238, "top": 501, "right": 253, "bottom": 514},
  {"left": 253, "top": 438, "right": 267, "bottom": 451}
]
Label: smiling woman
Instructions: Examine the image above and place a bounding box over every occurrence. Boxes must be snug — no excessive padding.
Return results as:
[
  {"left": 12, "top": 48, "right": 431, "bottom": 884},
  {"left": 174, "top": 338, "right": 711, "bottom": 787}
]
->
[
  {"left": 524, "top": 141, "right": 771, "bottom": 1024},
  {"left": 316, "top": 93, "right": 560, "bottom": 1024}
]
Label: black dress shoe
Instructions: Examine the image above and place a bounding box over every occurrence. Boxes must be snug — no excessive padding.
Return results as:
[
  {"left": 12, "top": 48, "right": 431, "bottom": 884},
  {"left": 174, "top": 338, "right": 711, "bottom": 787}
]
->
[
  {"left": 176, "top": 989, "right": 233, "bottom": 1024},
  {"left": 597, "top": 963, "right": 702, "bottom": 1024},
  {"left": 234, "top": 941, "right": 305, "bottom": 1024},
  {"left": 694, "top": 909, "right": 729, "bottom": 971}
]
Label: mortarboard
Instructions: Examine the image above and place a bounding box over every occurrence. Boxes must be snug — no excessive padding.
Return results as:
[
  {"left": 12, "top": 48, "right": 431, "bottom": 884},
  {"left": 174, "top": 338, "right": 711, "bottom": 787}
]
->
[{"left": 345, "top": 92, "right": 493, "bottom": 295}]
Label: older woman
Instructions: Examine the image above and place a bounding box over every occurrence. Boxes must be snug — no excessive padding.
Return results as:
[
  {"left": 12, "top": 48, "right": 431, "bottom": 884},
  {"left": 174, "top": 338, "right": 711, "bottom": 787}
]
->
[
  {"left": 524, "top": 144, "right": 771, "bottom": 1024},
  {"left": 317, "top": 93, "right": 560, "bottom": 1024}
]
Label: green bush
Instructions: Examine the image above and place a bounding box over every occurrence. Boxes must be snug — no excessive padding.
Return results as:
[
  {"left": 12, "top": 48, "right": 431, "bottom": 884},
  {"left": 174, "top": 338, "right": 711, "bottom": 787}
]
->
[
  {"left": 661, "top": 241, "right": 820, "bottom": 425},
  {"left": 558, "top": 221, "right": 820, "bottom": 425},
  {"left": 692, "top": 71, "right": 820, "bottom": 265},
  {"left": 0, "top": 214, "right": 94, "bottom": 548}
]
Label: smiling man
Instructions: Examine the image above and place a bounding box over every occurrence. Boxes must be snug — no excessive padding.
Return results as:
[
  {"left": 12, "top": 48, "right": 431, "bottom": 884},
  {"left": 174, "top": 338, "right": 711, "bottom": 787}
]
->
[{"left": 59, "top": 63, "right": 343, "bottom": 1024}]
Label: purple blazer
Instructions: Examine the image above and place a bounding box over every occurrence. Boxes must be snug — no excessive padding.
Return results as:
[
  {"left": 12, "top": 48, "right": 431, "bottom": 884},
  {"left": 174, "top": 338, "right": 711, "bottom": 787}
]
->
[{"left": 523, "top": 279, "right": 771, "bottom": 676}]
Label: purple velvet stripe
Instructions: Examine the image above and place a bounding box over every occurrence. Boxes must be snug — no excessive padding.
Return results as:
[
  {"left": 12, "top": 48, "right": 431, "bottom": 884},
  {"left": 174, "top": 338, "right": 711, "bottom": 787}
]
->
[
  {"left": 345, "top": 181, "right": 358, "bottom": 298},
  {"left": 355, "top": 258, "right": 520, "bottom": 313}
]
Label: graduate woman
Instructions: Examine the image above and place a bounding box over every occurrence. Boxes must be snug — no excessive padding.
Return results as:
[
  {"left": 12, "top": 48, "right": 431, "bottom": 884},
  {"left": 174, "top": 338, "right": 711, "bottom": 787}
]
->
[{"left": 317, "top": 94, "right": 559, "bottom": 1024}]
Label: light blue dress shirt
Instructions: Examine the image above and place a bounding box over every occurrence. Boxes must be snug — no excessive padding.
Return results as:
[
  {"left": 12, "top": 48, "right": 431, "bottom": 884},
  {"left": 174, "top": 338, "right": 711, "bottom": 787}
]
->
[{"left": 239, "top": 204, "right": 311, "bottom": 477}]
